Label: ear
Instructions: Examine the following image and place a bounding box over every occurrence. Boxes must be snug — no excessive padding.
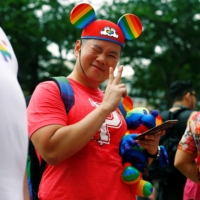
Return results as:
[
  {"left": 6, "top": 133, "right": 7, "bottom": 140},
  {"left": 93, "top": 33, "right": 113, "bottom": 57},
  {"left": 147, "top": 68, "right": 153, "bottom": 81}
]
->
[
  {"left": 184, "top": 92, "right": 191, "bottom": 102},
  {"left": 117, "top": 14, "right": 143, "bottom": 40},
  {"left": 70, "top": 3, "right": 96, "bottom": 29},
  {"left": 74, "top": 40, "right": 81, "bottom": 58}
]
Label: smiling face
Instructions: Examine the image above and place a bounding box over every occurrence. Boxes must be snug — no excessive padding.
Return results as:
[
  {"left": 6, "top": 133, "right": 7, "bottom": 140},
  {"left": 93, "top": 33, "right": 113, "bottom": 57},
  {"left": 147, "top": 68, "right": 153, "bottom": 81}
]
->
[{"left": 73, "top": 39, "right": 121, "bottom": 88}]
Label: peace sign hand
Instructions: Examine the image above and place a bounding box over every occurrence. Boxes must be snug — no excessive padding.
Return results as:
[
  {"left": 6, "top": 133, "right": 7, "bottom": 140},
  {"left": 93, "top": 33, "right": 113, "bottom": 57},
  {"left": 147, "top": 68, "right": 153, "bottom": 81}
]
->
[{"left": 100, "top": 66, "right": 127, "bottom": 113}]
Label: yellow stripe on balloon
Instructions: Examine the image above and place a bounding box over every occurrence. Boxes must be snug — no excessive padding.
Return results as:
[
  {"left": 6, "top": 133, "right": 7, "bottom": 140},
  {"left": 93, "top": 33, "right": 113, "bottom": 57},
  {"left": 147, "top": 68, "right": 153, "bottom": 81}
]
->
[{"left": 126, "top": 15, "right": 139, "bottom": 38}]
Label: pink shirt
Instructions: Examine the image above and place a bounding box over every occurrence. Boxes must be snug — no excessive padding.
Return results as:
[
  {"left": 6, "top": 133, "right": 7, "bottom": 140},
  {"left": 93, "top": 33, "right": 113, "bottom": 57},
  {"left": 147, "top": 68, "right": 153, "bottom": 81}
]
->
[
  {"left": 27, "top": 78, "right": 136, "bottom": 200},
  {"left": 178, "top": 112, "right": 200, "bottom": 199}
]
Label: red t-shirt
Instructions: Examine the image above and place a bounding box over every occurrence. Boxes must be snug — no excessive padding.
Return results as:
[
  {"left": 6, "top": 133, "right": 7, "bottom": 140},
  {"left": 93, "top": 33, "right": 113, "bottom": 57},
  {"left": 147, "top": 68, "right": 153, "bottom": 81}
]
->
[{"left": 27, "top": 78, "right": 136, "bottom": 200}]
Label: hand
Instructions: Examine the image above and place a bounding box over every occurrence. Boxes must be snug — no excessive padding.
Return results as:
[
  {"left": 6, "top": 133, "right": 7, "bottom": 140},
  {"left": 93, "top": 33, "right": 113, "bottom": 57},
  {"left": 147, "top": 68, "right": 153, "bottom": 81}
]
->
[
  {"left": 101, "top": 66, "right": 127, "bottom": 113},
  {"left": 136, "top": 130, "right": 165, "bottom": 155},
  {"left": 119, "top": 134, "right": 139, "bottom": 156}
]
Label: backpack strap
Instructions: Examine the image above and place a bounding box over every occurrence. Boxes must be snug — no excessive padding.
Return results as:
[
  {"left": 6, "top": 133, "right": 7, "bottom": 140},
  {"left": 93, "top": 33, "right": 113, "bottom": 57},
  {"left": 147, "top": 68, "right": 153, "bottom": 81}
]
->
[
  {"left": 27, "top": 77, "right": 75, "bottom": 200},
  {"left": 161, "top": 108, "right": 192, "bottom": 139},
  {"left": 50, "top": 76, "right": 126, "bottom": 118},
  {"left": 28, "top": 140, "right": 46, "bottom": 200},
  {"left": 161, "top": 107, "right": 191, "bottom": 121},
  {"left": 50, "top": 76, "right": 74, "bottom": 114},
  {"left": 118, "top": 101, "right": 127, "bottom": 118}
]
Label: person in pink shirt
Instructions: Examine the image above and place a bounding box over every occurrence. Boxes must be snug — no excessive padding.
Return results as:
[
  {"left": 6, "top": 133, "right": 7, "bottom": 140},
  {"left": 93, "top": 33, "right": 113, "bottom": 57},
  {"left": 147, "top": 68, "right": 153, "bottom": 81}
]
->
[
  {"left": 175, "top": 113, "right": 200, "bottom": 200},
  {"left": 27, "top": 3, "right": 164, "bottom": 200},
  {"left": 183, "top": 173, "right": 200, "bottom": 200}
]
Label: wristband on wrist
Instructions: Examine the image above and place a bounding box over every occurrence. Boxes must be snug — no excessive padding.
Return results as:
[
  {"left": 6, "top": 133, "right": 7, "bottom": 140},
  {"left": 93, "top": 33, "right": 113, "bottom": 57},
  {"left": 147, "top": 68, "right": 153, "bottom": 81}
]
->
[{"left": 145, "top": 146, "right": 160, "bottom": 160}]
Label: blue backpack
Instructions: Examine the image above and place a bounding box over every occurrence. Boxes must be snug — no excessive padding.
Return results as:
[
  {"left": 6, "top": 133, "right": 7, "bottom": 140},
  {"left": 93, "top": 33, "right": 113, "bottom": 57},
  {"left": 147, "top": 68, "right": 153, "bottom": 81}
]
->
[{"left": 26, "top": 76, "right": 126, "bottom": 200}]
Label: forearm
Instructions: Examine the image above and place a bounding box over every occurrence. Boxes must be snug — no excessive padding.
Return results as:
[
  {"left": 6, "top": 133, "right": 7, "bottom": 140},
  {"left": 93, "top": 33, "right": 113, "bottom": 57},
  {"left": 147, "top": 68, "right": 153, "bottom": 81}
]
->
[
  {"left": 38, "top": 104, "right": 111, "bottom": 165},
  {"left": 176, "top": 160, "right": 198, "bottom": 183},
  {"left": 174, "top": 149, "right": 198, "bottom": 183}
]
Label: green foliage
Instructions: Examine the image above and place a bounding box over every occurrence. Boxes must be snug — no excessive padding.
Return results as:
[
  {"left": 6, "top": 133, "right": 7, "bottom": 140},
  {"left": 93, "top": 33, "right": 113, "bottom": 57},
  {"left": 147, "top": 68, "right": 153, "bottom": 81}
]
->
[
  {"left": 0, "top": 0, "right": 78, "bottom": 95},
  {"left": 100, "top": 0, "right": 200, "bottom": 110},
  {"left": 1, "top": 0, "right": 200, "bottom": 110}
]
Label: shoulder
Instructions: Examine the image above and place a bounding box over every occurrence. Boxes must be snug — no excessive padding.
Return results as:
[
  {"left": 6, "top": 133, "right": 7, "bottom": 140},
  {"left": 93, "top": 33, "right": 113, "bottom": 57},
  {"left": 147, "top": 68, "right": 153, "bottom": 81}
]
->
[
  {"left": 28, "top": 80, "right": 61, "bottom": 108},
  {"left": 31, "top": 80, "right": 60, "bottom": 99},
  {"left": 188, "top": 112, "right": 200, "bottom": 133},
  {"left": 178, "top": 125, "right": 197, "bottom": 155},
  {"left": 35, "top": 80, "right": 58, "bottom": 92},
  {"left": 187, "top": 111, "right": 198, "bottom": 125}
]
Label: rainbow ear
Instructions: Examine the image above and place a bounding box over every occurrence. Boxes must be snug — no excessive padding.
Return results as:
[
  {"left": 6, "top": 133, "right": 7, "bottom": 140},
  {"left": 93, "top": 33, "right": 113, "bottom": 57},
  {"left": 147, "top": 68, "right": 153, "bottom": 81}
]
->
[
  {"left": 70, "top": 3, "right": 96, "bottom": 29},
  {"left": 122, "top": 96, "right": 134, "bottom": 112},
  {"left": 70, "top": 3, "right": 143, "bottom": 44},
  {"left": 117, "top": 14, "right": 142, "bottom": 40}
]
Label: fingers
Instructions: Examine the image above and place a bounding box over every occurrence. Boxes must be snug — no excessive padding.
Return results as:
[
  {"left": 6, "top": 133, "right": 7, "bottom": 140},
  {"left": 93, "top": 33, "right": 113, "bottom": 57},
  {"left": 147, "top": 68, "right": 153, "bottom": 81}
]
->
[
  {"left": 136, "top": 133, "right": 160, "bottom": 147},
  {"left": 108, "top": 66, "right": 123, "bottom": 85},
  {"left": 108, "top": 67, "right": 114, "bottom": 85},
  {"left": 134, "top": 131, "right": 165, "bottom": 155},
  {"left": 112, "top": 66, "right": 123, "bottom": 85},
  {"left": 122, "top": 89, "right": 127, "bottom": 98},
  {"left": 158, "top": 130, "right": 166, "bottom": 136}
]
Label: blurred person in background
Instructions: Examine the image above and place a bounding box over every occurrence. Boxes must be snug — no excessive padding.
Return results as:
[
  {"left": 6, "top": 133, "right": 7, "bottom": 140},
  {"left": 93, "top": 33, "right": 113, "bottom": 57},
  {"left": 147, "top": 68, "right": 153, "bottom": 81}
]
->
[
  {"left": 175, "top": 110, "right": 200, "bottom": 200},
  {"left": 140, "top": 80, "right": 197, "bottom": 200},
  {"left": 0, "top": 27, "right": 29, "bottom": 200}
]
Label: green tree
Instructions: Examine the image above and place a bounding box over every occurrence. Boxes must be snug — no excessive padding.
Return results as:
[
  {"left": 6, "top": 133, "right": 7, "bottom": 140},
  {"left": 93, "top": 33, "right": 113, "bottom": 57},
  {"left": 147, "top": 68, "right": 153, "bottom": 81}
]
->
[
  {"left": 1, "top": 0, "right": 200, "bottom": 110},
  {"left": 0, "top": 0, "right": 79, "bottom": 95},
  {"left": 99, "top": 0, "right": 200, "bottom": 109}
]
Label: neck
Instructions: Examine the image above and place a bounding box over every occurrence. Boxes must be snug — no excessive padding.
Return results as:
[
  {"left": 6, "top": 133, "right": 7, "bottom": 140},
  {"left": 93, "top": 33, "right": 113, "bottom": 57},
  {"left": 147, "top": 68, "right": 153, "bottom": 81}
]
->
[
  {"left": 172, "top": 104, "right": 185, "bottom": 109},
  {"left": 172, "top": 100, "right": 187, "bottom": 108},
  {"left": 68, "top": 71, "right": 100, "bottom": 89}
]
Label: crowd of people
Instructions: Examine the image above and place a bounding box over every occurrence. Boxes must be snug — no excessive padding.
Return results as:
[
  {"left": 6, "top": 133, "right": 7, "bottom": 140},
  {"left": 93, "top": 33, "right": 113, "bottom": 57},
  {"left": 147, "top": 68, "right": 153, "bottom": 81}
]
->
[
  {"left": 139, "top": 80, "right": 198, "bottom": 200},
  {"left": 1, "top": 2, "right": 200, "bottom": 200}
]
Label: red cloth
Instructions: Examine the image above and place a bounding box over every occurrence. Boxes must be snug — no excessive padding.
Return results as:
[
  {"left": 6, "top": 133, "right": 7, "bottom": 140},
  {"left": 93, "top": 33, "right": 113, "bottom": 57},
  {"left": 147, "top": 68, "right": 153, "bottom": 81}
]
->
[
  {"left": 27, "top": 78, "right": 136, "bottom": 200},
  {"left": 183, "top": 178, "right": 200, "bottom": 200}
]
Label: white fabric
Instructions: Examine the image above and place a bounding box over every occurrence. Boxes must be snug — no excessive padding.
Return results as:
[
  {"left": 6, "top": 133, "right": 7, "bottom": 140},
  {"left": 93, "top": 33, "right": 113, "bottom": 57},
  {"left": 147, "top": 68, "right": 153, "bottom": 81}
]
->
[{"left": 0, "top": 27, "right": 28, "bottom": 200}]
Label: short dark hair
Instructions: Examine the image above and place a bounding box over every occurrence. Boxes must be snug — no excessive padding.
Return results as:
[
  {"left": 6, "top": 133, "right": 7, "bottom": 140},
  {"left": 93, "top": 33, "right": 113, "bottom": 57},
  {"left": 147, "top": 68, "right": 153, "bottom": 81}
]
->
[{"left": 170, "top": 80, "right": 194, "bottom": 102}]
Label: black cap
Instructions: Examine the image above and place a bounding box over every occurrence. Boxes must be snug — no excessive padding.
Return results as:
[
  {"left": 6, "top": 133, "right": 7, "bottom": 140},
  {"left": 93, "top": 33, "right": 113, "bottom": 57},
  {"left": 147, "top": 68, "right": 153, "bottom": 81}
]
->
[{"left": 170, "top": 80, "right": 194, "bottom": 102}]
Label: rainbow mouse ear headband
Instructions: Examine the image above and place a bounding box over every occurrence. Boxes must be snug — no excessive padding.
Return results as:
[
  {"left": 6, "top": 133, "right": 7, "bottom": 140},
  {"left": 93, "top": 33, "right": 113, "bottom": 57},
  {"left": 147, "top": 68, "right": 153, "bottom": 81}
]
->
[{"left": 70, "top": 3, "right": 143, "bottom": 47}]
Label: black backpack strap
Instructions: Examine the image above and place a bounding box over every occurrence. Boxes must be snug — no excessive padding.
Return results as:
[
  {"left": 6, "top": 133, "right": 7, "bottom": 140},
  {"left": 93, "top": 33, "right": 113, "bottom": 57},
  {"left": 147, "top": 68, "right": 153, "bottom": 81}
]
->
[
  {"left": 28, "top": 140, "right": 46, "bottom": 200},
  {"left": 160, "top": 108, "right": 191, "bottom": 141},
  {"left": 161, "top": 108, "right": 187, "bottom": 121}
]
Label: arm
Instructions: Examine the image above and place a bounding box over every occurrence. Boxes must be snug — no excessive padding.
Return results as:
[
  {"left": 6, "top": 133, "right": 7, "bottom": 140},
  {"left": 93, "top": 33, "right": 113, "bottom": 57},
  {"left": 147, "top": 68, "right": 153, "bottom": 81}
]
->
[
  {"left": 31, "top": 104, "right": 113, "bottom": 165},
  {"left": 174, "top": 149, "right": 198, "bottom": 183},
  {"left": 174, "top": 113, "right": 199, "bottom": 183},
  {"left": 31, "top": 67, "right": 127, "bottom": 165}
]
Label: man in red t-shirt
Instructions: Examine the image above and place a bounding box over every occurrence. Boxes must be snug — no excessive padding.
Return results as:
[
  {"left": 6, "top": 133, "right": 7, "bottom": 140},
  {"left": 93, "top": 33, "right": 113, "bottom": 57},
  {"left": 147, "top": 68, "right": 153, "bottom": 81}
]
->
[{"left": 27, "top": 3, "right": 164, "bottom": 200}]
